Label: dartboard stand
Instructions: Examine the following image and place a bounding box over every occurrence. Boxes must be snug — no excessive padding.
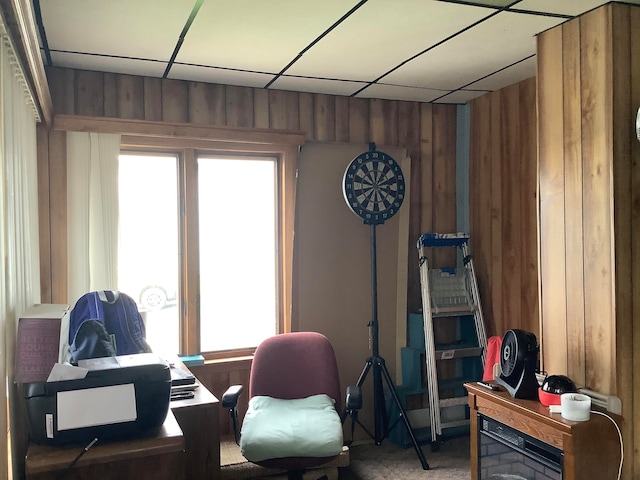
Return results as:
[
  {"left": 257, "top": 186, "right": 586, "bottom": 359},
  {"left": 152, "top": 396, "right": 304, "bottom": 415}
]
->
[{"left": 342, "top": 143, "right": 429, "bottom": 470}]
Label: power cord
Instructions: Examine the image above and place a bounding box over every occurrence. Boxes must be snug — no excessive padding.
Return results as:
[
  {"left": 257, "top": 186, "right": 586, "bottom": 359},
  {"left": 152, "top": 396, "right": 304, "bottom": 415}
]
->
[
  {"left": 590, "top": 411, "right": 623, "bottom": 480},
  {"left": 58, "top": 437, "right": 98, "bottom": 479}
]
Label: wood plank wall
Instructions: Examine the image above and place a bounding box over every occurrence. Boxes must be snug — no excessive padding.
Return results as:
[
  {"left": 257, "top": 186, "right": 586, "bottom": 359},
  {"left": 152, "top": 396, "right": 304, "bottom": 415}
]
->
[
  {"left": 468, "top": 77, "right": 539, "bottom": 340},
  {"left": 42, "top": 67, "right": 459, "bottom": 436},
  {"left": 537, "top": 4, "right": 639, "bottom": 479},
  {"left": 44, "top": 67, "right": 458, "bottom": 315}
]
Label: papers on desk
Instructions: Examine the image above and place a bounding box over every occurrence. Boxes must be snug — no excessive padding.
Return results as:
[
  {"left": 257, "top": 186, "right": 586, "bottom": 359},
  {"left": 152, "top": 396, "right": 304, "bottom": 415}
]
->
[
  {"left": 46, "top": 363, "right": 88, "bottom": 382},
  {"left": 170, "top": 365, "right": 196, "bottom": 386},
  {"left": 170, "top": 367, "right": 198, "bottom": 401}
]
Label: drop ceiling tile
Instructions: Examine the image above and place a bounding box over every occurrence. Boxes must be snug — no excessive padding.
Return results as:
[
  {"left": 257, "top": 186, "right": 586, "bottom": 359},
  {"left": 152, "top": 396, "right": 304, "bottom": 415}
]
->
[
  {"left": 177, "top": 0, "right": 361, "bottom": 73},
  {"left": 384, "top": 10, "right": 563, "bottom": 90},
  {"left": 269, "top": 76, "right": 368, "bottom": 97},
  {"left": 40, "top": 0, "right": 192, "bottom": 61},
  {"left": 466, "top": 55, "right": 537, "bottom": 90},
  {"left": 36, "top": 0, "right": 630, "bottom": 104},
  {"left": 286, "top": 0, "right": 491, "bottom": 82},
  {"left": 50, "top": 51, "right": 167, "bottom": 78},
  {"left": 168, "top": 63, "right": 274, "bottom": 88},
  {"left": 354, "top": 83, "right": 446, "bottom": 103},
  {"left": 516, "top": 0, "right": 629, "bottom": 16}
]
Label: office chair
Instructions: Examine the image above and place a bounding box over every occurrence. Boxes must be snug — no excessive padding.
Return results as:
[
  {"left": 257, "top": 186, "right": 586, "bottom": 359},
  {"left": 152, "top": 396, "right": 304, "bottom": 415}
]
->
[{"left": 223, "top": 331, "right": 360, "bottom": 480}]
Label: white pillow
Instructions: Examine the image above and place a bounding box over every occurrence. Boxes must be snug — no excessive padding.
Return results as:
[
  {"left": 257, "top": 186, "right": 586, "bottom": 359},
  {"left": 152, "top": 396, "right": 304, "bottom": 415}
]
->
[{"left": 240, "top": 394, "right": 344, "bottom": 462}]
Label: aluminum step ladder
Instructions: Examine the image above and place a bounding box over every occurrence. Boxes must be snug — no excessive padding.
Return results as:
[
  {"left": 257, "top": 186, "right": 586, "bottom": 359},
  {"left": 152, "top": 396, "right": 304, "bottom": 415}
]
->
[{"left": 417, "top": 232, "right": 487, "bottom": 449}]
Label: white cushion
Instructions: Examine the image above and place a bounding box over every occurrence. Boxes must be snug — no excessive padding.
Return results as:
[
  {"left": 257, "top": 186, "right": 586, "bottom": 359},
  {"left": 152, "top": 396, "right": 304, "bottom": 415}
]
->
[{"left": 240, "top": 394, "right": 344, "bottom": 462}]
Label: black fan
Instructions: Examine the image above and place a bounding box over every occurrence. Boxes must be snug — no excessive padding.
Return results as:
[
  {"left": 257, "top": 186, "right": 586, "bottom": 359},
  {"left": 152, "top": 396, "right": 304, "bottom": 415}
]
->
[{"left": 495, "top": 329, "right": 540, "bottom": 399}]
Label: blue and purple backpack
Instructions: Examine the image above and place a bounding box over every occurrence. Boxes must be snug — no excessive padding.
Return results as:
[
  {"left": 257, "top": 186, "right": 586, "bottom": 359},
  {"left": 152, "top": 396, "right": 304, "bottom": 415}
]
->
[{"left": 68, "top": 290, "right": 151, "bottom": 363}]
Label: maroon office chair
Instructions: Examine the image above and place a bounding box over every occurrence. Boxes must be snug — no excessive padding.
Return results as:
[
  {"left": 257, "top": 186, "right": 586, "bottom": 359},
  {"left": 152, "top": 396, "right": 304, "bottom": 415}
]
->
[{"left": 223, "top": 331, "right": 358, "bottom": 480}]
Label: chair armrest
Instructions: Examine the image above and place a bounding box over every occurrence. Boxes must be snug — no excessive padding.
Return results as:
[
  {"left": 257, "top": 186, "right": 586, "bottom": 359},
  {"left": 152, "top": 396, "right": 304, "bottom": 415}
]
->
[
  {"left": 222, "top": 385, "right": 244, "bottom": 409},
  {"left": 222, "top": 385, "right": 244, "bottom": 446},
  {"left": 346, "top": 385, "right": 362, "bottom": 410}
]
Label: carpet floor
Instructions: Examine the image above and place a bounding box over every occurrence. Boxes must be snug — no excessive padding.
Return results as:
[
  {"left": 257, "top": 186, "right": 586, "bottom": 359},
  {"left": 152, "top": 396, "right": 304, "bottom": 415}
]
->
[
  {"left": 220, "top": 435, "right": 471, "bottom": 480},
  {"left": 340, "top": 435, "right": 470, "bottom": 480}
]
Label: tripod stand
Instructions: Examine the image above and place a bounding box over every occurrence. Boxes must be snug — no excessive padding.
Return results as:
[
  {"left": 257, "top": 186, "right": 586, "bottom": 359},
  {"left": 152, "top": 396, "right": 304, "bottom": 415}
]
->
[{"left": 346, "top": 224, "right": 430, "bottom": 470}]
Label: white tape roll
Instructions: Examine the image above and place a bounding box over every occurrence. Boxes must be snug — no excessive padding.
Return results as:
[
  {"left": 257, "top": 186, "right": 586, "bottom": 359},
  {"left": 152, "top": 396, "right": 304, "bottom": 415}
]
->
[{"left": 561, "top": 393, "right": 591, "bottom": 421}]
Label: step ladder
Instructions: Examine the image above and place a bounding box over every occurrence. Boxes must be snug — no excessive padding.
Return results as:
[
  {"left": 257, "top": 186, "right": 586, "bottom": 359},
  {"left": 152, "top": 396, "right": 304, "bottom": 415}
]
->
[{"left": 417, "top": 232, "right": 487, "bottom": 449}]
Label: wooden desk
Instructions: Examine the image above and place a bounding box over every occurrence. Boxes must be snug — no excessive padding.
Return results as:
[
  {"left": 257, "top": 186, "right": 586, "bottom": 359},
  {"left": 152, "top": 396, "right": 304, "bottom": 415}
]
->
[
  {"left": 25, "top": 409, "right": 185, "bottom": 480},
  {"left": 170, "top": 379, "right": 220, "bottom": 480},
  {"left": 465, "top": 382, "right": 621, "bottom": 480}
]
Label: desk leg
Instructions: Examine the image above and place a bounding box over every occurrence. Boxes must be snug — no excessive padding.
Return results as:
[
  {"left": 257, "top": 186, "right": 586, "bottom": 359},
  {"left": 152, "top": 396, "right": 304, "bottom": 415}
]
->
[
  {"left": 468, "top": 393, "right": 478, "bottom": 480},
  {"left": 173, "top": 403, "right": 220, "bottom": 480}
]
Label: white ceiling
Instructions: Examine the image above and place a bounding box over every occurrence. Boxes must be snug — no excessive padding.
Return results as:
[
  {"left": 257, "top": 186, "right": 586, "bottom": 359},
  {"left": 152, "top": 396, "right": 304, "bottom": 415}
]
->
[{"left": 35, "top": 0, "right": 639, "bottom": 104}]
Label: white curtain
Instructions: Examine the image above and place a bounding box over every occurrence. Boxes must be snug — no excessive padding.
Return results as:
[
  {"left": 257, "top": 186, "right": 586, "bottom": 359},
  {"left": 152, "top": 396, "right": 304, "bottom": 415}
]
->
[
  {"left": 0, "top": 21, "right": 41, "bottom": 480},
  {"left": 66, "top": 132, "right": 121, "bottom": 306}
]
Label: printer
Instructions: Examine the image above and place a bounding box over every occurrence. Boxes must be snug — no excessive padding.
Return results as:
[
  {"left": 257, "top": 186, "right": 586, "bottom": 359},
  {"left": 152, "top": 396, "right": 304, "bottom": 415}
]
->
[{"left": 25, "top": 353, "right": 171, "bottom": 445}]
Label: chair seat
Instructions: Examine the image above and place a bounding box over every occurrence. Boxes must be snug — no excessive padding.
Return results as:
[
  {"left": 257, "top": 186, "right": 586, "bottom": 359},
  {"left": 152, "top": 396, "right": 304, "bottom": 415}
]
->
[{"left": 240, "top": 394, "right": 344, "bottom": 463}]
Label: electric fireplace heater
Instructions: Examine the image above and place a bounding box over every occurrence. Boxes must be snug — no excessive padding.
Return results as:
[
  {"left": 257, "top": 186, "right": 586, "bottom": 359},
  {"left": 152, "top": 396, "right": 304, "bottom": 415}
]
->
[{"left": 478, "top": 413, "right": 563, "bottom": 480}]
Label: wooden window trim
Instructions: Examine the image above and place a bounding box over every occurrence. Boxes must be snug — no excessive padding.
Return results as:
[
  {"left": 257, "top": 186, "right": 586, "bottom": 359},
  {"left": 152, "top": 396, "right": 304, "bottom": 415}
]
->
[
  {"left": 52, "top": 114, "right": 303, "bottom": 356},
  {"left": 53, "top": 115, "right": 305, "bottom": 146}
]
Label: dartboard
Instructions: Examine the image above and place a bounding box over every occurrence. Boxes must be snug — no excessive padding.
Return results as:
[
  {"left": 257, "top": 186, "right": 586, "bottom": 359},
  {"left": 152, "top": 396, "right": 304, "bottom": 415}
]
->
[{"left": 342, "top": 149, "right": 405, "bottom": 225}]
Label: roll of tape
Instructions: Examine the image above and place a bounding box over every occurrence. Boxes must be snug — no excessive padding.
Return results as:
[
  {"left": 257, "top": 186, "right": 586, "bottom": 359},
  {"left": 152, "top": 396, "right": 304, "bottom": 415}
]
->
[{"left": 561, "top": 393, "right": 591, "bottom": 421}]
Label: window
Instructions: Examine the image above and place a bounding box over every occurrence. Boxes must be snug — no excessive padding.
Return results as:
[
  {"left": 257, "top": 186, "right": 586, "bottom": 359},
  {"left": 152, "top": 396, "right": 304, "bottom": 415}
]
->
[
  {"left": 117, "top": 138, "right": 297, "bottom": 360},
  {"left": 118, "top": 153, "right": 180, "bottom": 356},
  {"left": 197, "top": 155, "right": 278, "bottom": 352}
]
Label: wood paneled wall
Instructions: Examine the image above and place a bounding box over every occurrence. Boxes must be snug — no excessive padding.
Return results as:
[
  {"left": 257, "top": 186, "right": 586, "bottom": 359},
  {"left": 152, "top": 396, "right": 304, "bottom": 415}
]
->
[
  {"left": 44, "top": 67, "right": 457, "bottom": 316},
  {"left": 537, "top": 4, "right": 640, "bottom": 478},
  {"left": 42, "top": 67, "right": 459, "bottom": 436},
  {"left": 468, "top": 77, "right": 539, "bottom": 339}
]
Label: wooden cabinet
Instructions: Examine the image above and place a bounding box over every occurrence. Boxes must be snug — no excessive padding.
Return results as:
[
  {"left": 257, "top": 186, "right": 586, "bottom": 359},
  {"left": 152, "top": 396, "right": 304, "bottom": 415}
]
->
[{"left": 465, "top": 382, "right": 621, "bottom": 480}]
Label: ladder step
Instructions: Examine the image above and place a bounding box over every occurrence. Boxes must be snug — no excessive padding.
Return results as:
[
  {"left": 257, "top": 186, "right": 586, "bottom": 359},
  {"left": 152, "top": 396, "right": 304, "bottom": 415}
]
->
[
  {"left": 438, "top": 396, "right": 469, "bottom": 408},
  {"left": 431, "top": 305, "right": 477, "bottom": 316},
  {"left": 418, "top": 232, "right": 470, "bottom": 248},
  {"left": 434, "top": 346, "right": 483, "bottom": 360}
]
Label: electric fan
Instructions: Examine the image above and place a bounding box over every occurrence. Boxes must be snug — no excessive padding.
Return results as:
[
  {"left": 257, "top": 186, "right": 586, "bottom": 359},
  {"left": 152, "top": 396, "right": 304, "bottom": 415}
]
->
[{"left": 495, "top": 329, "right": 540, "bottom": 399}]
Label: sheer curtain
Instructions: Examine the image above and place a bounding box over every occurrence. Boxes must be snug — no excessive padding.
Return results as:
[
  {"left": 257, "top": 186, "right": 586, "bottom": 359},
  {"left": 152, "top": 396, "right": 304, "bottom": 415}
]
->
[
  {"left": 66, "top": 132, "right": 121, "bottom": 306},
  {"left": 0, "top": 21, "right": 41, "bottom": 480}
]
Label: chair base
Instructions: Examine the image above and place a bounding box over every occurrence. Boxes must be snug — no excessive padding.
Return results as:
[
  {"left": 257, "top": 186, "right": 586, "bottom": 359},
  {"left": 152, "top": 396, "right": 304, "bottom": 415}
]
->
[{"left": 220, "top": 438, "right": 347, "bottom": 480}]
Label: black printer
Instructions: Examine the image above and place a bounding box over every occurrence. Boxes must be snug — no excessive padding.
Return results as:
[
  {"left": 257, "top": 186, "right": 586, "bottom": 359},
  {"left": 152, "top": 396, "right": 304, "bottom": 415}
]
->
[{"left": 25, "top": 353, "right": 171, "bottom": 445}]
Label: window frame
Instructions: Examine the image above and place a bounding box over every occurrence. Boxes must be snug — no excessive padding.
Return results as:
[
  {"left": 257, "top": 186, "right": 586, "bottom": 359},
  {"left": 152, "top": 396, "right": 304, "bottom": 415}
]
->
[
  {"left": 121, "top": 137, "right": 297, "bottom": 360},
  {"left": 53, "top": 115, "right": 304, "bottom": 361}
]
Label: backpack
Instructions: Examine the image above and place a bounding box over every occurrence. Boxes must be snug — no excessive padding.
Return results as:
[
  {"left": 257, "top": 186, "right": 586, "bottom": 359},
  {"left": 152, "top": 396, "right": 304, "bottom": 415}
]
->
[
  {"left": 68, "top": 291, "right": 152, "bottom": 361},
  {"left": 69, "top": 319, "right": 117, "bottom": 363}
]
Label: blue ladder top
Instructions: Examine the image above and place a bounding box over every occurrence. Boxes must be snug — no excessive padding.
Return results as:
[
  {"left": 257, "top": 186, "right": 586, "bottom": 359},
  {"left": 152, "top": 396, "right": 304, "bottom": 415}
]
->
[{"left": 417, "top": 232, "right": 470, "bottom": 249}]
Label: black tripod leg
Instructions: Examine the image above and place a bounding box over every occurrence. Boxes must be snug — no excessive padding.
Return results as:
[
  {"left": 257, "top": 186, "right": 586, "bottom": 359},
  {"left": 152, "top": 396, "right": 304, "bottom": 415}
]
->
[
  {"left": 354, "top": 358, "right": 373, "bottom": 388},
  {"left": 378, "top": 362, "right": 430, "bottom": 470},
  {"left": 372, "top": 362, "right": 387, "bottom": 445}
]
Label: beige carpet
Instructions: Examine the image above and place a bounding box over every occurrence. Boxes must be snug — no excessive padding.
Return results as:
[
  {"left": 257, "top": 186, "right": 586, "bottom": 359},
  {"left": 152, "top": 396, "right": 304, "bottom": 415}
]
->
[
  {"left": 220, "top": 435, "right": 470, "bottom": 480},
  {"left": 220, "top": 440, "right": 348, "bottom": 480},
  {"left": 341, "top": 436, "right": 470, "bottom": 479}
]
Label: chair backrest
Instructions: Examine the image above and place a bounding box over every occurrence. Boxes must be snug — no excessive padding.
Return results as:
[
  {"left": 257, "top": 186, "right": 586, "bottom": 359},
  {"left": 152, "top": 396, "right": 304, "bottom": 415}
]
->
[{"left": 249, "top": 331, "right": 342, "bottom": 412}]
